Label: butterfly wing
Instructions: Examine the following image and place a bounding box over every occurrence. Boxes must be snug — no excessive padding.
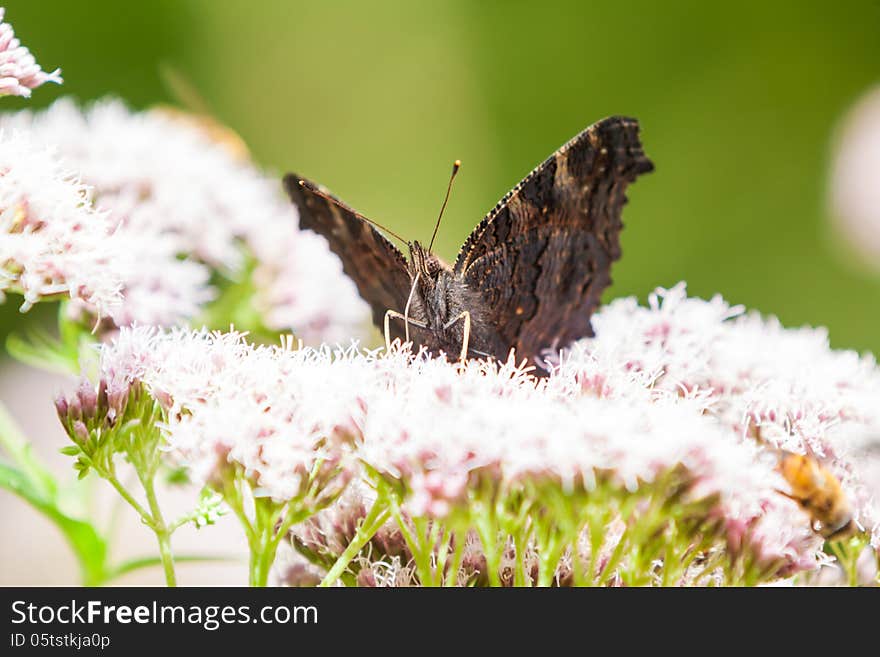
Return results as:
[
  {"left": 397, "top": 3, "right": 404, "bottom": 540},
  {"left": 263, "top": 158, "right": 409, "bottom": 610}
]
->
[
  {"left": 453, "top": 116, "right": 653, "bottom": 363},
  {"left": 283, "top": 174, "right": 412, "bottom": 333}
]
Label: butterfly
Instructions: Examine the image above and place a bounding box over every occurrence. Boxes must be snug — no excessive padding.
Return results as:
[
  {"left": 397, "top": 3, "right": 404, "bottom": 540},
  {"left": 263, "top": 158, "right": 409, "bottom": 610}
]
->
[{"left": 283, "top": 116, "right": 653, "bottom": 372}]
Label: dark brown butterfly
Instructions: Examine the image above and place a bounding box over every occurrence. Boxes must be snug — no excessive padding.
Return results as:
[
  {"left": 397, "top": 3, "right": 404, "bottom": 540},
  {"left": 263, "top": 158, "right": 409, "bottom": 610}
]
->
[{"left": 283, "top": 116, "right": 653, "bottom": 372}]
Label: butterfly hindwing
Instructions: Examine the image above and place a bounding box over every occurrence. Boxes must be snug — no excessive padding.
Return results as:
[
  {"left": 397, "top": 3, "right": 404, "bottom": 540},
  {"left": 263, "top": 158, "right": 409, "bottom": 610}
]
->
[
  {"left": 453, "top": 116, "right": 653, "bottom": 361},
  {"left": 283, "top": 174, "right": 412, "bottom": 333}
]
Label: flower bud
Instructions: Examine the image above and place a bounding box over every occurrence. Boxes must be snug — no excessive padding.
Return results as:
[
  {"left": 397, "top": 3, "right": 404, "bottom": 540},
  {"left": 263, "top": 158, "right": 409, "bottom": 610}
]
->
[
  {"left": 279, "top": 562, "right": 322, "bottom": 588},
  {"left": 356, "top": 568, "right": 377, "bottom": 587},
  {"left": 67, "top": 395, "right": 82, "bottom": 422},
  {"left": 54, "top": 395, "right": 68, "bottom": 422},
  {"left": 107, "top": 384, "right": 130, "bottom": 420},
  {"left": 72, "top": 420, "right": 89, "bottom": 444},
  {"left": 76, "top": 381, "right": 97, "bottom": 419},
  {"left": 97, "top": 379, "right": 109, "bottom": 416}
]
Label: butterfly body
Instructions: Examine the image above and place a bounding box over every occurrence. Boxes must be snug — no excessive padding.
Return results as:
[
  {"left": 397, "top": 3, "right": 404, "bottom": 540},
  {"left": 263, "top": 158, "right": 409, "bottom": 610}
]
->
[
  {"left": 402, "top": 240, "right": 498, "bottom": 359},
  {"left": 284, "top": 116, "right": 653, "bottom": 370}
]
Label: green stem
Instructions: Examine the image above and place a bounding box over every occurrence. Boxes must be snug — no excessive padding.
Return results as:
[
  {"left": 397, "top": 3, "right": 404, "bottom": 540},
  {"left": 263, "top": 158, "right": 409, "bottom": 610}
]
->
[
  {"left": 410, "top": 516, "right": 437, "bottom": 586},
  {"left": 692, "top": 550, "right": 726, "bottom": 586},
  {"left": 830, "top": 537, "right": 865, "bottom": 587},
  {"left": 473, "top": 510, "right": 502, "bottom": 587},
  {"left": 255, "top": 529, "right": 277, "bottom": 587},
  {"left": 513, "top": 530, "right": 529, "bottom": 587},
  {"left": 226, "top": 476, "right": 257, "bottom": 546},
  {"left": 597, "top": 525, "right": 629, "bottom": 586},
  {"left": 846, "top": 546, "right": 860, "bottom": 588},
  {"left": 428, "top": 522, "right": 444, "bottom": 586},
  {"left": 248, "top": 498, "right": 280, "bottom": 587},
  {"left": 102, "top": 465, "right": 178, "bottom": 585},
  {"left": 248, "top": 497, "right": 315, "bottom": 587},
  {"left": 549, "top": 487, "right": 587, "bottom": 586},
  {"left": 530, "top": 489, "right": 573, "bottom": 587},
  {"left": 142, "top": 475, "right": 176, "bottom": 587},
  {"left": 433, "top": 526, "right": 452, "bottom": 587},
  {"left": 389, "top": 496, "right": 437, "bottom": 585},
  {"left": 91, "top": 396, "right": 180, "bottom": 586},
  {"left": 619, "top": 491, "right": 661, "bottom": 586},
  {"left": 100, "top": 471, "right": 151, "bottom": 524},
  {"left": 248, "top": 542, "right": 258, "bottom": 586},
  {"left": 660, "top": 534, "right": 679, "bottom": 587},
  {"left": 678, "top": 531, "right": 717, "bottom": 581},
  {"left": 536, "top": 531, "right": 564, "bottom": 587},
  {"left": 104, "top": 472, "right": 139, "bottom": 547},
  {"left": 249, "top": 525, "right": 271, "bottom": 587},
  {"left": 585, "top": 509, "right": 609, "bottom": 587},
  {"left": 320, "top": 496, "right": 391, "bottom": 587},
  {"left": 446, "top": 530, "right": 466, "bottom": 587}
]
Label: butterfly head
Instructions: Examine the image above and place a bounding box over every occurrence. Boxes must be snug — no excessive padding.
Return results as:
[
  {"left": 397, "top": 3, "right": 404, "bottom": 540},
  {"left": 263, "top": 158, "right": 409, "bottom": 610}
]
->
[
  {"left": 404, "top": 159, "right": 461, "bottom": 285},
  {"left": 406, "top": 240, "right": 455, "bottom": 329},
  {"left": 408, "top": 240, "right": 447, "bottom": 281}
]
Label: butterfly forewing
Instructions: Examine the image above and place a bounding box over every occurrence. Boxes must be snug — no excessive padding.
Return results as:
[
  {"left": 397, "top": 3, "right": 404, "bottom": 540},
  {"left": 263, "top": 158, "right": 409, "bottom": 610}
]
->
[
  {"left": 453, "top": 116, "right": 653, "bottom": 361},
  {"left": 283, "top": 174, "right": 412, "bottom": 334}
]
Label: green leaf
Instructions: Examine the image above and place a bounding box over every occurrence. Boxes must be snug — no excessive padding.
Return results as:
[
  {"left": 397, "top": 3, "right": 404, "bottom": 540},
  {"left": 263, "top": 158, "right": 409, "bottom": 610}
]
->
[
  {"left": 0, "top": 462, "right": 108, "bottom": 585},
  {"left": 196, "top": 259, "right": 279, "bottom": 344},
  {"left": 0, "top": 402, "right": 57, "bottom": 500},
  {"left": 6, "top": 329, "right": 79, "bottom": 375},
  {"left": 108, "top": 553, "right": 240, "bottom": 581},
  {"left": 58, "top": 304, "right": 100, "bottom": 379},
  {"left": 59, "top": 446, "right": 81, "bottom": 456},
  {"left": 164, "top": 466, "right": 190, "bottom": 486},
  {"left": 58, "top": 303, "right": 89, "bottom": 351}
]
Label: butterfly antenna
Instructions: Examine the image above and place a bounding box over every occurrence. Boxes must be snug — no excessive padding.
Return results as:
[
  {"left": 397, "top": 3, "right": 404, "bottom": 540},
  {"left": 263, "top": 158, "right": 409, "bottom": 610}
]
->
[
  {"left": 428, "top": 160, "right": 461, "bottom": 252},
  {"left": 295, "top": 178, "right": 409, "bottom": 245},
  {"left": 359, "top": 215, "right": 408, "bottom": 245}
]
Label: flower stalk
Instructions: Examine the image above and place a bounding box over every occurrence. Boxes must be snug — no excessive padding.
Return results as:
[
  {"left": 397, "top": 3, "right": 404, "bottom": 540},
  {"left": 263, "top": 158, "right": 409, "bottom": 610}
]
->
[{"left": 55, "top": 382, "right": 181, "bottom": 585}]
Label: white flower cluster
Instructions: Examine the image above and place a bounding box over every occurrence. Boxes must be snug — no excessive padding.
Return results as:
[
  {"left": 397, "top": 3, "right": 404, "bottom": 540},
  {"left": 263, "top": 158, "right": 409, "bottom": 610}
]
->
[
  {"left": 0, "top": 98, "right": 367, "bottom": 338},
  {"left": 0, "top": 131, "right": 122, "bottom": 314},
  {"left": 562, "top": 283, "right": 880, "bottom": 547},
  {"left": 99, "top": 327, "right": 367, "bottom": 502},
  {"left": 0, "top": 8, "right": 61, "bottom": 98},
  {"left": 93, "top": 276, "right": 880, "bottom": 573}
]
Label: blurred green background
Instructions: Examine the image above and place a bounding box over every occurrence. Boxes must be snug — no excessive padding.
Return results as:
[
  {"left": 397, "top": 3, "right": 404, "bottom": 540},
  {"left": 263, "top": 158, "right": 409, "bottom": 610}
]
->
[{"left": 3, "top": 0, "right": 879, "bottom": 353}]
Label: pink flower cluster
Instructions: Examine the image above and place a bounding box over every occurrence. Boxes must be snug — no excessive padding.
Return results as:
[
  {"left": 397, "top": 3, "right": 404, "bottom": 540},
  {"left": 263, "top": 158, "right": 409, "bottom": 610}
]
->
[
  {"left": 0, "top": 131, "right": 122, "bottom": 315},
  {"left": 91, "top": 280, "right": 880, "bottom": 578},
  {"left": 0, "top": 8, "right": 61, "bottom": 98},
  {"left": 98, "top": 328, "right": 366, "bottom": 502},
  {"left": 561, "top": 283, "right": 880, "bottom": 549}
]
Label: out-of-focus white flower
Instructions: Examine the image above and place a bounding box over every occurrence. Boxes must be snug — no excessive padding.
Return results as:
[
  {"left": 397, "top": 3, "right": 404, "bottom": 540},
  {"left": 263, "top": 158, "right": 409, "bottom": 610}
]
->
[
  {"left": 0, "top": 128, "right": 211, "bottom": 325},
  {"left": 0, "top": 130, "right": 121, "bottom": 314},
  {"left": 563, "top": 282, "right": 880, "bottom": 549},
  {"left": 97, "top": 228, "right": 214, "bottom": 328},
  {"left": 830, "top": 86, "right": 880, "bottom": 269},
  {"left": 0, "top": 8, "right": 61, "bottom": 98},
  {"left": 0, "top": 98, "right": 368, "bottom": 339}
]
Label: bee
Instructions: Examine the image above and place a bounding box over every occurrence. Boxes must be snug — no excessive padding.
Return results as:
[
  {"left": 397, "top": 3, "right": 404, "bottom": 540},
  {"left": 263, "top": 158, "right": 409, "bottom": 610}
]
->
[{"left": 777, "top": 451, "right": 857, "bottom": 541}]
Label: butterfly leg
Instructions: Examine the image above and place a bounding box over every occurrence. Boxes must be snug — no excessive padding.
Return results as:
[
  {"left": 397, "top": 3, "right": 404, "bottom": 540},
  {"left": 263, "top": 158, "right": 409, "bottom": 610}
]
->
[
  {"left": 384, "top": 310, "right": 428, "bottom": 353},
  {"left": 442, "top": 311, "right": 471, "bottom": 362},
  {"left": 403, "top": 272, "right": 421, "bottom": 344}
]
